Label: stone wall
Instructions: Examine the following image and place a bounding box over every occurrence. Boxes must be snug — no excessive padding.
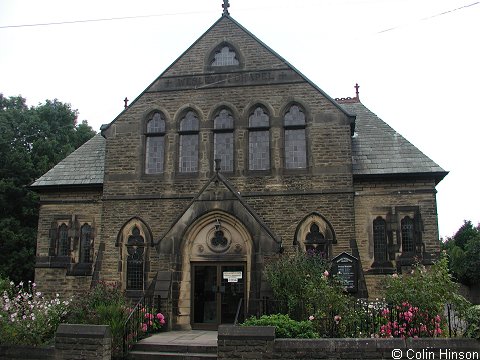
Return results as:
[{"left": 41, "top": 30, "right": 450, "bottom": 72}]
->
[
  {"left": 0, "top": 324, "right": 111, "bottom": 360},
  {"left": 218, "top": 325, "right": 480, "bottom": 360}
]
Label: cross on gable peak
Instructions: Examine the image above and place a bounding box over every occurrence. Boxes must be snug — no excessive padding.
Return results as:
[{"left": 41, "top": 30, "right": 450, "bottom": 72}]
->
[{"left": 222, "top": 0, "right": 230, "bottom": 16}]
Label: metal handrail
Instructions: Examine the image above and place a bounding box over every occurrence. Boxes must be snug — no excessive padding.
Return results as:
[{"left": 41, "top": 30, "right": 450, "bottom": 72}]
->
[
  {"left": 122, "top": 273, "right": 166, "bottom": 356},
  {"left": 234, "top": 298, "right": 244, "bottom": 325}
]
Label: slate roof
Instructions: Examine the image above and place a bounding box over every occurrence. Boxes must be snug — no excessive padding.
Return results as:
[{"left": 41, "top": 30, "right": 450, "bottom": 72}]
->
[
  {"left": 30, "top": 134, "right": 105, "bottom": 188},
  {"left": 340, "top": 101, "right": 447, "bottom": 181}
]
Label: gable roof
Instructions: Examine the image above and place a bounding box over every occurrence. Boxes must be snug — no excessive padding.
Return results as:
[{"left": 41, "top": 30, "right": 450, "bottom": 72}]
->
[
  {"left": 154, "top": 170, "right": 281, "bottom": 246},
  {"left": 340, "top": 101, "right": 447, "bottom": 183},
  {"left": 30, "top": 134, "right": 105, "bottom": 188},
  {"left": 100, "top": 14, "right": 355, "bottom": 133}
]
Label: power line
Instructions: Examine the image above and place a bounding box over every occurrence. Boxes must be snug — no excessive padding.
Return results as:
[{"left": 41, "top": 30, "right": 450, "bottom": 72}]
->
[
  {"left": 378, "top": 1, "right": 479, "bottom": 33},
  {"left": 0, "top": 10, "right": 210, "bottom": 29}
]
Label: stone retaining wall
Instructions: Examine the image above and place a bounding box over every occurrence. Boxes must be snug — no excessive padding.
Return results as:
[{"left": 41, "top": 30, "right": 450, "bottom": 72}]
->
[
  {"left": 218, "top": 325, "right": 480, "bottom": 360},
  {"left": 0, "top": 324, "right": 111, "bottom": 360}
]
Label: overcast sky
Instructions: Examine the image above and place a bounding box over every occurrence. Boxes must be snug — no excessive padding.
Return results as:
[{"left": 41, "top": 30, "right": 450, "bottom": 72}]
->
[{"left": 1, "top": 0, "right": 479, "bottom": 238}]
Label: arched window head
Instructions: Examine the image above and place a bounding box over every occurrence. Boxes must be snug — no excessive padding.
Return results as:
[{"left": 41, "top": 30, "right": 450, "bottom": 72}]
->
[
  {"left": 249, "top": 106, "right": 270, "bottom": 171},
  {"left": 211, "top": 46, "right": 239, "bottom": 67},
  {"left": 179, "top": 111, "right": 200, "bottom": 173},
  {"left": 284, "top": 104, "right": 307, "bottom": 169},
  {"left": 373, "top": 217, "right": 388, "bottom": 263},
  {"left": 145, "top": 111, "right": 166, "bottom": 174},
  {"left": 284, "top": 105, "right": 306, "bottom": 126},
  {"left": 295, "top": 213, "right": 335, "bottom": 259},
  {"left": 213, "top": 109, "right": 234, "bottom": 172}
]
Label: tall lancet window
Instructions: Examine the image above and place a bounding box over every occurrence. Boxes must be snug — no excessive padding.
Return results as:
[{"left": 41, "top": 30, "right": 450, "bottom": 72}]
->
[
  {"left": 248, "top": 107, "right": 270, "bottom": 171},
  {"left": 57, "top": 223, "right": 69, "bottom": 256},
  {"left": 284, "top": 105, "right": 307, "bottom": 169},
  {"left": 373, "top": 217, "right": 388, "bottom": 263},
  {"left": 213, "top": 109, "right": 234, "bottom": 172},
  {"left": 145, "top": 112, "right": 166, "bottom": 174},
  {"left": 79, "top": 223, "right": 92, "bottom": 263},
  {"left": 179, "top": 111, "right": 199, "bottom": 173},
  {"left": 126, "top": 226, "right": 145, "bottom": 291}
]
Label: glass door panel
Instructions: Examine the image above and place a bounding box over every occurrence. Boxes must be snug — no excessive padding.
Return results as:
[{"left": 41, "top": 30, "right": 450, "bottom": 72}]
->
[
  {"left": 193, "top": 265, "right": 218, "bottom": 324},
  {"left": 192, "top": 262, "right": 245, "bottom": 328},
  {"left": 220, "top": 265, "right": 245, "bottom": 324}
]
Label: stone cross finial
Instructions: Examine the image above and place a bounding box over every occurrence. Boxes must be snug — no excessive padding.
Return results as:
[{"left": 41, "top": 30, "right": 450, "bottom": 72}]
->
[
  {"left": 124, "top": 97, "right": 129, "bottom": 109},
  {"left": 222, "top": 0, "right": 230, "bottom": 15},
  {"left": 354, "top": 83, "right": 360, "bottom": 100}
]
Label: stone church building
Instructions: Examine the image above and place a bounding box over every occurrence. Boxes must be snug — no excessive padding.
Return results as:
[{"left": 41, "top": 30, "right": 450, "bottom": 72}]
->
[{"left": 31, "top": 6, "right": 446, "bottom": 330}]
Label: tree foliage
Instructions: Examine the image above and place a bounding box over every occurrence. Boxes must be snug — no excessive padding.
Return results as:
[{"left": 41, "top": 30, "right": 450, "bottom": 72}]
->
[
  {"left": 442, "top": 220, "right": 480, "bottom": 285},
  {"left": 0, "top": 94, "right": 96, "bottom": 283}
]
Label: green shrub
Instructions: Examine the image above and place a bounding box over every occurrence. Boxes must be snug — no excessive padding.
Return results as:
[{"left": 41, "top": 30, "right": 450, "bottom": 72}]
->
[
  {"left": 242, "top": 314, "right": 318, "bottom": 338},
  {"left": 384, "top": 257, "right": 468, "bottom": 317},
  {"left": 65, "top": 281, "right": 128, "bottom": 356},
  {"left": 264, "top": 251, "right": 355, "bottom": 337},
  {"left": 464, "top": 305, "right": 480, "bottom": 339}
]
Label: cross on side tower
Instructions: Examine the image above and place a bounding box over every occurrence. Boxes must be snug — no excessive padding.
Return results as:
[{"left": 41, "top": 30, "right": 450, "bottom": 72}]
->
[{"left": 222, "top": 0, "right": 230, "bottom": 16}]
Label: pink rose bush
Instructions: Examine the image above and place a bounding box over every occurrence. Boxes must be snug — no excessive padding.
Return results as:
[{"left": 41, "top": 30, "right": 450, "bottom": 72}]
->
[{"left": 378, "top": 302, "right": 443, "bottom": 338}]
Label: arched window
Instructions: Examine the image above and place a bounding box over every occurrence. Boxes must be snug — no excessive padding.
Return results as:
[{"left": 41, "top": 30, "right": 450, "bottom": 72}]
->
[
  {"left": 373, "top": 217, "right": 388, "bottom": 263},
  {"left": 57, "top": 223, "right": 69, "bottom": 256},
  {"left": 284, "top": 105, "right": 307, "bottom": 169},
  {"left": 213, "top": 109, "right": 234, "bottom": 172},
  {"left": 211, "top": 46, "right": 239, "bottom": 67},
  {"left": 248, "top": 107, "right": 270, "bottom": 171},
  {"left": 79, "top": 223, "right": 92, "bottom": 263},
  {"left": 145, "top": 112, "right": 166, "bottom": 174},
  {"left": 126, "top": 226, "right": 145, "bottom": 290},
  {"left": 179, "top": 111, "right": 199, "bottom": 173},
  {"left": 401, "top": 216, "right": 415, "bottom": 253},
  {"left": 304, "top": 223, "right": 328, "bottom": 258}
]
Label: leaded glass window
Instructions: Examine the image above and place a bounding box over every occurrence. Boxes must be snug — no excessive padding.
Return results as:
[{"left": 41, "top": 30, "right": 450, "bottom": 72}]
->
[
  {"left": 284, "top": 105, "right": 307, "bottom": 169},
  {"left": 146, "top": 112, "right": 166, "bottom": 174},
  {"left": 249, "top": 107, "right": 270, "bottom": 171},
  {"left": 126, "top": 226, "right": 145, "bottom": 290},
  {"left": 179, "top": 111, "right": 199, "bottom": 173},
  {"left": 401, "top": 216, "right": 415, "bottom": 253},
  {"left": 213, "top": 109, "right": 234, "bottom": 172},
  {"left": 79, "top": 223, "right": 92, "bottom": 263},
  {"left": 211, "top": 46, "right": 239, "bottom": 66},
  {"left": 304, "top": 223, "right": 328, "bottom": 258},
  {"left": 57, "top": 223, "right": 69, "bottom": 256},
  {"left": 373, "top": 217, "right": 387, "bottom": 262}
]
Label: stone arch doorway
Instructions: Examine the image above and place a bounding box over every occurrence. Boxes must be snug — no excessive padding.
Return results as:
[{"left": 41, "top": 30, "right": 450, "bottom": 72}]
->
[{"left": 177, "top": 210, "right": 253, "bottom": 330}]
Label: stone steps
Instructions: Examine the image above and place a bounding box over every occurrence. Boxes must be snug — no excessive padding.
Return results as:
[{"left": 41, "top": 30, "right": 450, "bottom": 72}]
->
[{"left": 128, "top": 343, "right": 217, "bottom": 360}]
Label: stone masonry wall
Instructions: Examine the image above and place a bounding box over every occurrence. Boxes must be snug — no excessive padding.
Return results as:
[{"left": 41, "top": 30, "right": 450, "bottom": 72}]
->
[
  {"left": 0, "top": 324, "right": 111, "bottom": 360},
  {"left": 218, "top": 325, "right": 480, "bottom": 360},
  {"left": 354, "top": 178, "right": 441, "bottom": 299},
  {"left": 34, "top": 189, "right": 102, "bottom": 297}
]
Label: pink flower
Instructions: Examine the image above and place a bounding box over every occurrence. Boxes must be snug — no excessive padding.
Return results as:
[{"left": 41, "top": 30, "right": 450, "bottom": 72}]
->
[
  {"left": 156, "top": 313, "right": 165, "bottom": 321},
  {"left": 141, "top": 323, "right": 148, "bottom": 332},
  {"left": 334, "top": 315, "right": 341, "bottom": 324},
  {"left": 323, "top": 270, "right": 329, "bottom": 278},
  {"left": 308, "top": 315, "right": 315, "bottom": 321}
]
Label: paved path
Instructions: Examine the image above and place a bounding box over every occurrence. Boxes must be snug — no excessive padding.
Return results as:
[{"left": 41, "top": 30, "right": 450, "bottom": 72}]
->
[{"left": 138, "top": 330, "right": 218, "bottom": 346}]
